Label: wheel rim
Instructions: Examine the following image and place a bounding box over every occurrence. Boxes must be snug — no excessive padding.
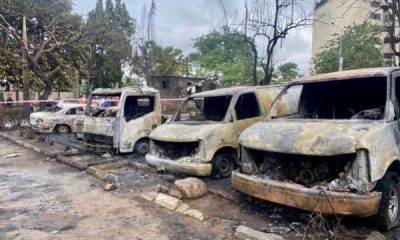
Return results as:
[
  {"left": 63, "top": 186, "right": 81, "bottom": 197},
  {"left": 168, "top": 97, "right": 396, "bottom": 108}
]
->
[
  {"left": 58, "top": 126, "right": 68, "bottom": 134},
  {"left": 388, "top": 186, "right": 399, "bottom": 223},
  {"left": 137, "top": 142, "right": 149, "bottom": 155},
  {"left": 216, "top": 155, "right": 231, "bottom": 176}
]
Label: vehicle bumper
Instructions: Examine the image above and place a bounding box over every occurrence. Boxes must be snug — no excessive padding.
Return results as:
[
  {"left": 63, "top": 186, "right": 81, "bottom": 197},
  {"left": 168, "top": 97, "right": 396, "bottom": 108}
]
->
[
  {"left": 146, "top": 154, "right": 212, "bottom": 176},
  {"left": 231, "top": 170, "right": 382, "bottom": 217},
  {"left": 30, "top": 125, "right": 53, "bottom": 133}
]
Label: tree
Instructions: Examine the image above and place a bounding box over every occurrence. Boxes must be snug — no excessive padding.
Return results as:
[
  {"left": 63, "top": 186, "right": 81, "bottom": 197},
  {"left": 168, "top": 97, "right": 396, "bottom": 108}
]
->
[
  {"left": 239, "top": 0, "right": 312, "bottom": 85},
  {"left": 192, "top": 30, "right": 253, "bottom": 85},
  {"left": 84, "top": 0, "right": 135, "bottom": 90},
  {"left": 0, "top": 0, "right": 86, "bottom": 106},
  {"left": 277, "top": 62, "right": 298, "bottom": 82},
  {"left": 314, "top": 23, "right": 386, "bottom": 74}
]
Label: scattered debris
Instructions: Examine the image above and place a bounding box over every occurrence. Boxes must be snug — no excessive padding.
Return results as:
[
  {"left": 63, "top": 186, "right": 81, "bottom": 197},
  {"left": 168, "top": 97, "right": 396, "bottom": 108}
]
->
[
  {"left": 234, "top": 225, "right": 285, "bottom": 240},
  {"left": 174, "top": 177, "right": 208, "bottom": 199},
  {"left": 155, "top": 183, "right": 169, "bottom": 193},
  {"left": 365, "top": 231, "right": 386, "bottom": 240},
  {"left": 103, "top": 182, "right": 116, "bottom": 191},
  {"left": 102, "top": 153, "right": 112, "bottom": 159},
  {"left": 4, "top": 152, "right": 19, "bottom": 158},
  {"left": 264, "top": 226, "right": 291, "bottom": 234}
]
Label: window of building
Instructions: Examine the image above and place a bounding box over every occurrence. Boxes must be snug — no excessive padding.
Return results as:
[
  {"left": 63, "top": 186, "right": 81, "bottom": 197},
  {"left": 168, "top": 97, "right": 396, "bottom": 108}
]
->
[
  {"left": 162, "top": 80, "right": 169, "bottom": 89},
  {"left": 234, "top": 93, "right": 261, "bottom": 120},
  {"left": 370, "top": 13, "right": 381, "bottom": 20}
]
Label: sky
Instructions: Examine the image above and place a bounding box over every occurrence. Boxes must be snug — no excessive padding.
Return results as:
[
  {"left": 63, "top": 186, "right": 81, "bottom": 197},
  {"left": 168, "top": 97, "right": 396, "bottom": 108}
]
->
[{"left": 73, "top": 0, "right": 314, "bottom": 75}]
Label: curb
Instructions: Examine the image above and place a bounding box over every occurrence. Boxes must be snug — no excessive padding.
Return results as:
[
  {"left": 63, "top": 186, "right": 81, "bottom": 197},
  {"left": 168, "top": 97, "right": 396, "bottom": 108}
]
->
[{"left": 0, "top": 132, "right": 58, "bottom": 158}]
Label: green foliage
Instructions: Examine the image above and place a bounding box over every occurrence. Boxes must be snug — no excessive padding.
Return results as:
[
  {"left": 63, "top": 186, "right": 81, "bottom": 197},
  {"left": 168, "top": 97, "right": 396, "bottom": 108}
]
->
[
  {"left": 0, "top": 0, "right": 83, "bottom": 93},
  {"left": 132, "top": 41, "right": 188, "bottom": 78},
  {"left": 277, "top": 62, "right": 299, "bottom": 82},
  {"left": 314, "top": 23, "right": 386, "bottom": 74},
  {"left": 192, "top": 30, "right": 253, "bottom": 85},
  {"left": 85, "top": 0, "right": 135, "bottom": 89}
]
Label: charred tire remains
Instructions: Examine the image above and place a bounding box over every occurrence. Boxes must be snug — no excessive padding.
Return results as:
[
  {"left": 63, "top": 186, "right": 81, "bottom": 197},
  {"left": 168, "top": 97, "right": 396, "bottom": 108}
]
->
[
  {"left": 134, "top": 139, "right": 150, "bottom": 156},
  {"left": 374, "top": 171, "right": 400, "bottom": 231},
  {"left": 56, "top": 125, "right": 70, "bottom": 134},
  {"left": 212, "top": 152, "right": 234, "bottom": 179}
]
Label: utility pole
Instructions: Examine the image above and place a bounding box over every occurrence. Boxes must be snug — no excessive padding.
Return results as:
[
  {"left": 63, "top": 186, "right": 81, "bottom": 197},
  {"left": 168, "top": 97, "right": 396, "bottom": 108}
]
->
[{"left": 22, "top": 15, "right": 30, "bottom": 114}]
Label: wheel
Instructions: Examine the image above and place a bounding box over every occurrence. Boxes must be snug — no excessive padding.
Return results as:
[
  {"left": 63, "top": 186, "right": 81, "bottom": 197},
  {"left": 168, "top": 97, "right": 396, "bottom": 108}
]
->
[
  {"left": 56, "top": 125, "right": 70, "bottom": 134},
  {"left": 374, "top": 171, "right": 400, "bottom": 231},
  {"left": 134, "top": 139, "right": 149, "bottom": 156},
  {"left": 211, "top": 152, "right": 235, "bottom": 179}
]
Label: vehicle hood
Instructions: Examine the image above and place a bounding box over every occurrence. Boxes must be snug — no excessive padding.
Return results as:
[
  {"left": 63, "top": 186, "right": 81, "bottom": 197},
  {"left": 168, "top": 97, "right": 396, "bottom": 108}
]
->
[
  {"left": 150, "top": 123, "right": 223, "bottom": 142},
  {"left": 239, "top": 120, "right": 378, "bottom": 156}
]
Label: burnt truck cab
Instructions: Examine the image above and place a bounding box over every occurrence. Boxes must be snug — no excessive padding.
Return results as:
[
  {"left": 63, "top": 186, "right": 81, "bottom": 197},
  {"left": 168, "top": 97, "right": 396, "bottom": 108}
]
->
[
  {"left": 145, "top": 86, "right": 286, "bottom": 178},
  {"left": 83, "top": 87, "right": 161, "bottom": 155},
  {"left": 232, "top": 67, "right": 400, "bottom": 230}
]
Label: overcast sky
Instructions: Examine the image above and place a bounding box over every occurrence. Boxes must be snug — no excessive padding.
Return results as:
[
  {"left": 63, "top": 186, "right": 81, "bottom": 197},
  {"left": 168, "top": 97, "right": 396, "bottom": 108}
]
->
[{"left": 73, "top": 0, "right": 313, "bottom": 75}]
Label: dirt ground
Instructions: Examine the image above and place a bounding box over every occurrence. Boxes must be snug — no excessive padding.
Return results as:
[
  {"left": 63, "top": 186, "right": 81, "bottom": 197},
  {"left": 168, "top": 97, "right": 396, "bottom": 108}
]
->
[{"left": 1, "top": 134, "right": 400, "bottom": 240}]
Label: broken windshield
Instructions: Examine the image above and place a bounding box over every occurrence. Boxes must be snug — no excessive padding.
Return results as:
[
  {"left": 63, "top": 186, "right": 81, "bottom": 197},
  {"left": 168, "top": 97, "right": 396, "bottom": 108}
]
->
[
  {"left": 87, "top": 93, "right": 121, "bottom": 117},
  {"left": 173, "top": 95, "right": 232, "bottom": 123},
  {"left": 270, "top": 77, "right": 387, "bottom": 120}
]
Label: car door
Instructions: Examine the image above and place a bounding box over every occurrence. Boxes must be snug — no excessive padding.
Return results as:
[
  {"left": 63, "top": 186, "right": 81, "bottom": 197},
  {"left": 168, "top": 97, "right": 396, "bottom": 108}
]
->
[
  {"left": 64, "top": 107, "right": 78, "bottom": 129},
  {"left": 232, "top": 92, "right": 264, "bottom": 136},
  {"left": 118, "top": 95, "right": 159, "bottom": 152}
]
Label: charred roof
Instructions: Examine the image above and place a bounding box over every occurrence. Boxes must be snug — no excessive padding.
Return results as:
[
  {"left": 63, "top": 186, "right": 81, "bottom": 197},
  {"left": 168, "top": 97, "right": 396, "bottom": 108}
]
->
[
  {"left": 91, "top": 86, "right": 158, "bottom": 95},
  {"left": 293, "top": 67, "right": 400, "bottom": 85}
]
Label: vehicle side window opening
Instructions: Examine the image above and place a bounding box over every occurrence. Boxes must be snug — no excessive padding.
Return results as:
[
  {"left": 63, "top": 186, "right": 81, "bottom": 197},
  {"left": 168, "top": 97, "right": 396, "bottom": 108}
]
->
[
  {"left": 235, "top": 93, "right": 261, "bottom": 120},
  {"left": 124, "top": 96, "right": 155, "bottom": 121},
  {"left": 274, "top": 85, "right": 303, "bottom": 118},
  {"left": 66, "top": 108, "right": 76, "bottom": 115},
  {"left": 174, "top": 96, "right": 232, "bottom": 122},
  {"left": 299, "top": 77, "right": 387, "bottom": 120}
]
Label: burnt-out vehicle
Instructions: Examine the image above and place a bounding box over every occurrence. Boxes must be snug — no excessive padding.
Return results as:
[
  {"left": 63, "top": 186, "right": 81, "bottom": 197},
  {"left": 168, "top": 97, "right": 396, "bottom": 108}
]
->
[
  {"left": 30, "top": 103, "right": 86, "bottom": 134},
  {"left": 232, "top": 67, "right": 400, "bottom": 230},
  {"left": 145, "top": 85, "right": 293, "bottom": 178},
  {"left": 83, "top": 87, "right": 161, "bottom": 155}
]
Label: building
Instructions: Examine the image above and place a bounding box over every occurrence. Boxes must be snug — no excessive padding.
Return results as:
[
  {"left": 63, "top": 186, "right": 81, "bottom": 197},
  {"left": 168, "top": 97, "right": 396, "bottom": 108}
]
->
[
  {"left": 311, "top": 0, "right": 392, "bottom": 70},
  {"left": 147, "top": 76, "right": 206, "bottom": 114}
]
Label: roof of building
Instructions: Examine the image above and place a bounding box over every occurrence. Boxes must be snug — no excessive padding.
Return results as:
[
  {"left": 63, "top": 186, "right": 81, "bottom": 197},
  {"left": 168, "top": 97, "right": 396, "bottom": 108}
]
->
[{"left": 292, "top": 67, "right": 400, "bottom": 84}]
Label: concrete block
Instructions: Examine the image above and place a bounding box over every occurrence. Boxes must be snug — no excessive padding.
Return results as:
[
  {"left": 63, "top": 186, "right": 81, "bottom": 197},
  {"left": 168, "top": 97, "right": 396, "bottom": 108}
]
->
[
  {"left": 183, "top": 209, "right": 205, "bottom": 221},
  {"left": 234, "top": 226, "right": 285, "bottom": 240},
  {"left": 140, "top": 191, "right": 159, "bottom": 202},
  {"left": 154, "top": 193, "right": 182, "bottom": 211}
]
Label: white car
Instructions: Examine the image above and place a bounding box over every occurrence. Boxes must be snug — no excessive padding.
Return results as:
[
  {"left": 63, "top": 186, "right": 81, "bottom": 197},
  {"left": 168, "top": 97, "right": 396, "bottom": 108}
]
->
[{"left": 30, "top": 103, "right": 86, "bottom": 134}]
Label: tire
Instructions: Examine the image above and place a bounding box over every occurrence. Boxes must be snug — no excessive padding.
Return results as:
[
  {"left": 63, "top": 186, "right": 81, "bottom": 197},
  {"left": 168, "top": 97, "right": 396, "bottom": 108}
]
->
[
  {"left": 134, "top": 139, "right": 150, "bottom": 156},
  {"left": 211, "top": 152, "right": 235, "bottom": 179},
  {"left": 374, "top": 171, "right": 400, "bottom": 231},
  {"left": 56, "top": 125, "right": 70, "bottom": 134}
]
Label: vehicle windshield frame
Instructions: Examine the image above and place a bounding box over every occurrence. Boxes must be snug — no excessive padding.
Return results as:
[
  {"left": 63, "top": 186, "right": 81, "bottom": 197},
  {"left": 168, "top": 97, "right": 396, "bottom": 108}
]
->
[
  {"left": 268, "top": 76, "right": 390, "bottom": 122},
  {"left": 170, "top": 95, "right": 233, "bottom": 123}
]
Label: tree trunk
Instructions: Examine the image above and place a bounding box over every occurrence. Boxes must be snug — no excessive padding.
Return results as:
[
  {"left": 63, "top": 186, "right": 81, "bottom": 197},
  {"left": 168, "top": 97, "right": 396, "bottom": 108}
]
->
[
  {"left": 251, "top": 42, "right": 258, "bottom": 85},
  {"left": 22, "top": 15, "right": 30, "bottom": 115}
]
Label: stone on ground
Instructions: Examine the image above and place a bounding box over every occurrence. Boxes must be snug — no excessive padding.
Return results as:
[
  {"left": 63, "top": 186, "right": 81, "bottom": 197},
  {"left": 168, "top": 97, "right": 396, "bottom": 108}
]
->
[
  {"left": 154, "top": 193, "right": 182, "bottom": 211},
  {"left": 183, "top": 209, "right": 205, "bottom": 221},
  {"left": 174, "top": 177, "right": 208, "bottom": 199},
  {"left": 234, "top": 225, "right": 285, "bottom": 240},
  {"left": 168, "top": 188, "right": 183, "bottom": 199}
]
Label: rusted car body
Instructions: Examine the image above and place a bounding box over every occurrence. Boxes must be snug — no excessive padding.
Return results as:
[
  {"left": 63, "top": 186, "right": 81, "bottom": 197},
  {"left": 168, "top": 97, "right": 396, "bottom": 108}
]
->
[
  {"left": 146, "top": 85, "right": 291, "bottom": 178},
  {"left": 83, "top": 87, "right": 161, "bottom": 154},
  {"left": 30, "top": 103, "right": 86, "bottom": 134},
  {"left": 232, "top": 68, "right": 400, "bottom": 229}
]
